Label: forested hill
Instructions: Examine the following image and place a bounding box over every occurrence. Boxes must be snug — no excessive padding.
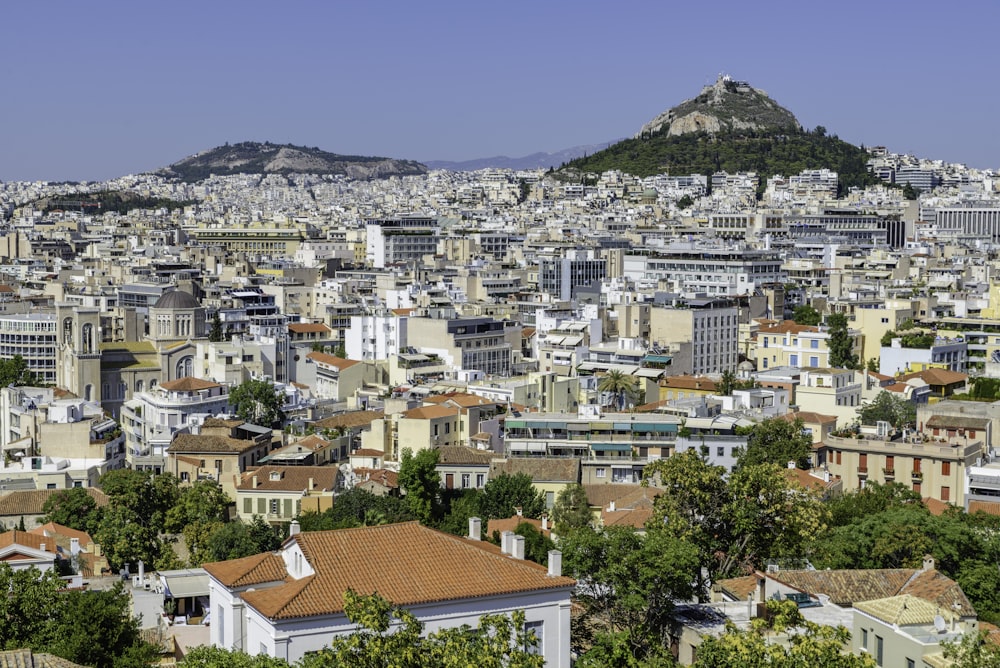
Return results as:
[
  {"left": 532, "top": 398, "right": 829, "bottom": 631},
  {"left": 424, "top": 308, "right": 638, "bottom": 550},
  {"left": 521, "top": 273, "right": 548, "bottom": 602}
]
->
[{"left": 559, "top": 127, "right": 880, "bottom": 195}]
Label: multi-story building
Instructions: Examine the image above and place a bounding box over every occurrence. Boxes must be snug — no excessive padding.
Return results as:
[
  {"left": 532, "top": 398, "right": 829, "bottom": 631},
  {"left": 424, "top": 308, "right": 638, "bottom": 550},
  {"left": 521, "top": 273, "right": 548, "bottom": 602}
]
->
[
  {"left": 795, "top": 368, "right": 862, "bottom": 427},
  {"left": 648, "top": 298, "right": 739, "bottom": 376},
  {"left": 624, "top": 243, "right": 785, "bottom": 296},
  {"left": 0, "top": 313, "right": 58, "bottom": 385},
  {"left": 344, "top": 309, "right": 407, "bottom": 362},
  {"left": 234, "top": 465, "right": 338, "bottom": 524},
  {"left": 880, "top": 336, "right": 968, "bottom": 375},
  {"left": 365, "top": 216, "right": 440, "bottom": 269},
  {"left": 538, "top": 251, "right": 607, "bottom": 301},
  {"left": 406, "top": 316, "right": 519, "bottom": 377},
  {"left": 756, "top": 321, "right": 862, "bottom": 372}
]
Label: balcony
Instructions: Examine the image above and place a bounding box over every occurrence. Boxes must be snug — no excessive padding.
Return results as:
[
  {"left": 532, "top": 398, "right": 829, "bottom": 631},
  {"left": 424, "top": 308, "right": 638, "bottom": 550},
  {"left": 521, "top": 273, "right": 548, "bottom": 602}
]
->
[
  {"left": 912, "top": 471, "right": 923, "bottom": 480},
  {"left": 882, "top": 468, "right": 895, "bottom": 479},
  {"left": 857, "top": 466, "right": 868, "bottom": 475}
]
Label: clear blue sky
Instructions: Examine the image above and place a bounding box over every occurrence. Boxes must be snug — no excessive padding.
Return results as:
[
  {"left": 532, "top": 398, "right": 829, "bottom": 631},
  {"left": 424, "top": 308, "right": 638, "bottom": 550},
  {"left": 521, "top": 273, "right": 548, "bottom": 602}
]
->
[{"left": 3, "top": 0, "right": 998, "bottom": 182}]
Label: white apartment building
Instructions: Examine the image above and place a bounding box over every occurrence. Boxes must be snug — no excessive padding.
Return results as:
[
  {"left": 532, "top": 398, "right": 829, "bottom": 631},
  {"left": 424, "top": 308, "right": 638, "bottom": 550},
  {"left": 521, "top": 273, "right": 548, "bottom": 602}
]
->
[
  {"left": 0, "top": 313, "right": 58, "bottom": 385},
  {"left": 365, "top": 216, "right": 441, "bottom": 269},
  {"left": 649, "top": 299, "right": 739, "bottom": 376},
  {"left": 624, "top": 243, "right": 785, "bottom": 296},
  {"left": 344, "top": 310, "right": 408, "bottom": 362}
]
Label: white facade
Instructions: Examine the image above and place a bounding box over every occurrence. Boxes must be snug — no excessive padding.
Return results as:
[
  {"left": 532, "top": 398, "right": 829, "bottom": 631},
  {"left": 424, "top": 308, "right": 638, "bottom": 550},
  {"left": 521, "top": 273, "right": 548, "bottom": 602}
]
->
[{"left": 344, "top": 311, "right": 407, "bottom": 361}]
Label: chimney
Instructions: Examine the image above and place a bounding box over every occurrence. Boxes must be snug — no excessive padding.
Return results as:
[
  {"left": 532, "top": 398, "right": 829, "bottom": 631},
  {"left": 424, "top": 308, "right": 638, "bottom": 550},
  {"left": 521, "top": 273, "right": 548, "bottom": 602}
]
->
[
  {"left": 39, "top": 542, "right": 46, "bottom": 553},
  {"left": 500, "top": 530, "right": 514, "bottom": 554},
  {"left": 252, "top": 475, "right": 258, "bottom": 489},
  {"left": 541, "top": 515, "right": 549, "bottom": 532},
  {"left": 70, "top": 538, "right": 80, "bottom": 556},
  {"left": 923, "top": 555, "right": 936, "bottom": 571},
  {"left": 547, "top": 550, "right": 562, "bottom": 577},
  {"left": 307, "top": 477, "right": 314, "bottom": 491},
  {"left": 787, "top": 460, "right": 796, "bottom": 469},
  {"left": 468, "top": 517, "right": 482, "bottom": 541},
  {"left": 138, "top": 560, "right": 144, "bottom": 581},
  {"left": 515, "top": 506, "right": 523, "bottom": 517},
  {"left": 289, "top": 520, "right": 301, "bottom": 536},
  {"left": 511, "top": 534, "right": 525, "bottom": 560},
  {"left": 608, "top": 500, "right": 616, "bottom": 512}
]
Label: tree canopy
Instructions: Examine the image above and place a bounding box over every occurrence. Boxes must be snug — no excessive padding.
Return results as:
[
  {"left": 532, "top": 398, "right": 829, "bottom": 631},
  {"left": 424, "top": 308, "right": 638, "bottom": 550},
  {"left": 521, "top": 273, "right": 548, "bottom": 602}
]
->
[
  {"left": 230, "top": 378, "right": 286, "bottom": 427},
  {"left": 826, "top": 312, "right": 857, "bottom": 369},
  {"left": 551, "top": 483, "right": 592, "bottom": 535},
  {"left": 736, "top": 417, "right": 813, "bottom": 470},
  {"left": 858, "top": 391, "right": 916, "bottom": 429},
  {"left": 478, "top": 473, "right": 546, "bottom": 521},
  {"left": 397, "top": 447, "right": 440, "bottom": 524},
  {"left": 597, "top": 370, "right": 639, "bottom": 411},
  {"left": 0, "top": 355, "right": 39, "bottom": 387},
  {"left": 41, "top": 487, "right": 102, "bottom": 533},
  {"left": 792, "top": 304, "right": 821, "bottom": 326}
]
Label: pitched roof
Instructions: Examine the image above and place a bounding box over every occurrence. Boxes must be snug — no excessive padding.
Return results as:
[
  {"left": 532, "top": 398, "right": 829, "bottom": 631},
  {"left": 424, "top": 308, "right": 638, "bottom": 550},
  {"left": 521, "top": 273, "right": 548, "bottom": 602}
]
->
[
  {"left": 0, "top": 530, "right": 56, "bottom": 554},
  {"left": 781, "top": 411, "right": 837, "bottom": 425},
  {"left": 28, "top": 522, "right": 94, "bottom": 547},
  {"left": 238, "top": 522, "right": 574, "bottom": 620},
  {"left": 897, "top": 368, "right": 967, "bottom": 386},
  {"left": 491, "top": 458, "right": 580, "bottom": 483},
  {"left": 969, "top": 500, "right": 1000, "bottom": 516},
  {"left": 305, "top": 352, "right": 359, "bottom": 369},
  {"left": 159, "top": 376, "right": 221, "bottom": 392},
  {"left": 0, "top": 488, "right": 108, "bottom": 518},
  {"left": 855, "top": 594, "right": 959, "bottom": 626},
  {"left": 925, "top": 414, "right": 990, "bottom": 430},
  {"left": 288, "top": 323, "right": 332, "bottom": 334},
  {"left": 486, "top": 515, "right": 551, "bottom": 539},
  {"left": 717, "top": 574, "right": 760, "bottom": 601},
  {"left": 899, "top": 568, "right": 973, "bottom": 613},
  {"left": 0, "top": 650, "right": 90, "bottom": 668},
  {"left": 582, "top": 484, "right": 661, "bottom": 510},
  {"left": 311, "top": 410, "right": 383, "bottom": 430},
  {"left": 237, "top": 466, "right": 338, "bottom": 493},
  {"left": 204, "top": 552, "right": 289, "bottom": 588},
  {"left": 436, "top": 445, "right": 495, "bottom": 466},
  {"left": 602, "top": 507, "right": 653, "bottom": 529},
  {"left": 168, "top": 433, "right": 260, "bottom": 454},
  {"left": 402, "top": 405, "right": 461, "bottom": 420},
  {"left": 660, "top": 375, "right": 718, "bottom": 391},
  {"left": 424, "top": 393, "right": 497, "bottom": 408},
  {"left": 757, "top": 322, "right": 820, "bottom": 335}
]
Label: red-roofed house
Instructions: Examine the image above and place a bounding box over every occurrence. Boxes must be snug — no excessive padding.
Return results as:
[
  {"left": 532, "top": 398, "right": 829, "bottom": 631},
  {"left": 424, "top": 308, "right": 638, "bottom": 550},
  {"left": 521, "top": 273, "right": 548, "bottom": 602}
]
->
[
  {"left": 205, "top": 522, "right": 574, "bottom": 665},
  {"left": 304, "top": 353, "right": 365, "bottom": 402}
]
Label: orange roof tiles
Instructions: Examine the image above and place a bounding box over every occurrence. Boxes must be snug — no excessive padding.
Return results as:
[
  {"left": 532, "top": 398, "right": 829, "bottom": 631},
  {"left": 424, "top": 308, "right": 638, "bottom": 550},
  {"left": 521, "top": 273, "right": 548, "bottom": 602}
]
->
[
  {"left": 204, "top": 552, "right": 289, "bottom": 588},
  {"left": 305, "top": 352, "right": 359, "bottom": 369},
  {"left": 0, "top": 488, "right": 108, "bottom": 517},
  {"left": 159, "top": 376, "right": 221, "bottom": 392},
  {"left": 969, "top": 500, "right": 1000, "bottom": 516},
  {"left": 237, "top": 466, "right": 338, "bottom": 492},
  {"left": 239, "top": 523, "right": 574, "bottom": 620},
  {"left": 312, "top": 410, "right": 383, "bottom": 430},
  {"left": 402, "top": 405, "right": 461, "bottom": 420},
  {"left": 288, "top": 323, "right": 332, "bottom": 334}
]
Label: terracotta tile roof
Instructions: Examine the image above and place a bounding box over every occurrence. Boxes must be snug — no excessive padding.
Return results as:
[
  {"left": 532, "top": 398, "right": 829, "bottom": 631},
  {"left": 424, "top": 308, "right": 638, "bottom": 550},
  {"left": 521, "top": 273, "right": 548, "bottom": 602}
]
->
[
  {"left": 291, "top": 434, "right": 332, "bottom": 451},
  {"left": 288, "top": 323, "right": 332, "bottom": 334},
  {"left": 660, "top": 375, "right": 718, "bottom": 391},
  {"left": 758, "top": 322, "right": 819, "bottom": 335},
  {"left": 436, "top": 446, "right": 495, "bottom": 466},
  {"left": 28, "top": 522, "right": 95, "bottom": 547},
  {"left": 782, "top": 468, "right": 837, "bottom": 493},
  {"left": 521, "top": 327, "right": 536, "bottom": 338},
  {"left": 717, "top": 574, "right": 760, "bottom": 601},
  {"left": 353, "top": 468, "right": 398, "bottom": 489},
  {"left": 351, "top": 448, "right": 385, "bottom": 458},
  {"left": 969, "top": 500, "right": 1000, "bottom": 516},
  {"left": 0, "top": 650, "right": 89, "bottom": 668},
  {"left": 239, "top": 523, "right": 574, "bottom": 620},
  {"left": 204, "top": 552, "right": 289, "bottom": 588},
  {"left": 424, "top": 393, "right": 497, "bottom": 409},
  {"left": 486, "top": 515, "right": 551, "bottom": 539},
  {"left": 0, "top": 530, "right": 55, "bottom": 554},
  {"left": 312, "top": 410, "right": 384, "bottom": 430},
  {"left": 0, "top": 488, "right": 108, "bottom": 517},
  {"left": 855, "top": 594, "right": 959, "bottom": 626},
  {"left": 202, "top": 417, "right": 244, "bottom": 429},
  {"left": 780, "top": 411, "right": 837, "bottom": 425},
  {"left": 897, "top": 368, "right": 967, "bottom": 386},
  {"left": 582, "top": 484, "right": 661, "bottom": 510},
  {"left": 633, "top": 399, "right": 672, "bottom": 413},
  {"left": 900, "top": 568, "right": 973, "bottom": 613},
  {"left": 237, "top": 466, "right": 338, "bottom": 493},
  {"left": 168, "top": 433, "right": 259, "bottom": 454},
  {"left": 601, "top": 507, "right": 653, "bottom": 529},
  {"left": 922, "top": 497, "right": 951, "bottom": 516},
  {"left": 925, "top": 415, "right": 990, "bottom": 430},
  {"left": 402, "top": 405, "right": 461, "bottom": 420},
  {"left": 159, "top": 376, "right": 221, "bottom": 392},
  {"left": 769, "top": 569, "right": 916, "bottom": 606},
  {"left": 491, "top": 458, "right": 580, "bottom": 483},
  {"left": 306, "top": 352, "right": 360, "bottom": 369}
]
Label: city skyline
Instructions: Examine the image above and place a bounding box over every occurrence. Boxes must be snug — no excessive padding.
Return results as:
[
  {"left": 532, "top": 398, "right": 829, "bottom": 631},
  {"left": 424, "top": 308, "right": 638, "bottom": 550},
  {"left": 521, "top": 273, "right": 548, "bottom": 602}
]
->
[{"left": 3, "top": 0, "right": 999, "bottom": 182}]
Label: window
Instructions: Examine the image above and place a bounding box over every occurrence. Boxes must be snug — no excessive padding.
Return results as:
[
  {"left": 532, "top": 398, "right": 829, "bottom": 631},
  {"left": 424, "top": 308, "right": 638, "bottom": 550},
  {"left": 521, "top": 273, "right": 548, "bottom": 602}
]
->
[
  {"left": 810, "top": 356, "right": 819, "bottom": 367},
  {"left": 596, "top": 467, "right": 606, "bottom": 478},
  {"left": 180, "top": 472, "right": 189, "bottom": 482},
  {"left": 461, "top": 474, "right": 470, "bottom": 489},
  {"left": 942, "top": 486, "right": 950, "bottom": 502},
  {"left": 270, "top": 499, "right": 279, "bottom": 514},
  {"left": 942, "top": 461, "right": 951, "bottom": 476},
  {"left": 907, "top": 659, "right": 915, "bottom": 668},
  {"left": 717, "top": 446, "right": 725, "bottom": 457},
  {"left": 244, "top": 498, "right": 252, "bottom": 514},
  {"left": 476, "top": 473, "right": 485, "bottom": 488},
  {"left": 790, "top": 354, "right": 798, "bottom": 366},
  {"left": 215, "top": 459, "right": 223, "bottom": 470},
  {"left": 913, "top": 458, "right": 921, "bottom": 473},
  {"left": 811, "top": 339, "right": 819, "bottom": 349},
  {"left": 861, "top": 628, "right": 868, "bottom": 648},
  {"left": 524, "top": 621, "right": 543, "bottom": 655},
  {"left": 546, "top": 491, "right": 555, "bottom": 508},
  {"left": 218, "top": 604, "right": 225, "bottom": 645},
  {"left": 875, "top": 635, "right": 883, "bottom": 665}
]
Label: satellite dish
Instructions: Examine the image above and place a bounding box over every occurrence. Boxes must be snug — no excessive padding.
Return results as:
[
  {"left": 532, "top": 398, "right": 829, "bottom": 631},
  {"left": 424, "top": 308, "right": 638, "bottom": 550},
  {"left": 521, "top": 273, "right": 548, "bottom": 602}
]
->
[{"left": 934, "top": 615, "right": 947, "bottom": 633}]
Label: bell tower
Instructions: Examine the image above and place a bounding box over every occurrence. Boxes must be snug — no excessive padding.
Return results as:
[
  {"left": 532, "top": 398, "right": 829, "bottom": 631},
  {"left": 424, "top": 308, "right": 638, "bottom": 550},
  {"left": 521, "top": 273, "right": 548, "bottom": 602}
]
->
[{"left": 55, "top": 303, "right": 102, "bottom": 403}]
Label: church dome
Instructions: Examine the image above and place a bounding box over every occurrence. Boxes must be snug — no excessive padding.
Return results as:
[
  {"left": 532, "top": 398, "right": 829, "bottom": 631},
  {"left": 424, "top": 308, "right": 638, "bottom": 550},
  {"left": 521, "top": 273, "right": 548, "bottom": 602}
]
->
[{"left": 153, "top": 290, "right": 200, "bottom": 310}]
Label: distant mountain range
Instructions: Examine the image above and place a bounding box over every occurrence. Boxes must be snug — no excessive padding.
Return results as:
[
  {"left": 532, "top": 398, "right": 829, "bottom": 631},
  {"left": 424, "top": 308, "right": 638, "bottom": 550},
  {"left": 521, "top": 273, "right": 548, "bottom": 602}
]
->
[
  {"left": 156, "top": 142, "right": 428, "bottom": 182},
  {"left": 424, "top": 142, "right": 624, "bottom": 172}
]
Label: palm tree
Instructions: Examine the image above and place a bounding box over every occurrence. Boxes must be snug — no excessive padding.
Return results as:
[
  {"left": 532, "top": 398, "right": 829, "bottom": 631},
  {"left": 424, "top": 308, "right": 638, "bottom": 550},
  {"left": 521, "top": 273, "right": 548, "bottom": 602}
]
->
[{"left": 597, "top": 370, "right": 638, "bottom": 411}]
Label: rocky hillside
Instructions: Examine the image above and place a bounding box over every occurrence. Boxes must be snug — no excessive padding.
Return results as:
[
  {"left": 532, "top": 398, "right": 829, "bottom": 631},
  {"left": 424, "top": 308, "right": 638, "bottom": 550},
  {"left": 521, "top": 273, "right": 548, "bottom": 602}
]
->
[
  {"left": 157, "top": 142, "right": 428, "bottom": 182},
  {"left": 637, "top": 75, "right": 800, "bottom": 138}
]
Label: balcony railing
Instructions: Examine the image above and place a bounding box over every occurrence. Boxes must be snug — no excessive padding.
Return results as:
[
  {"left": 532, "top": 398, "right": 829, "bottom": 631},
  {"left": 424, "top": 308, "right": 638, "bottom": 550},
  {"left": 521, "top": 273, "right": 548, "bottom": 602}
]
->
[
  {"left": 857, "top": 466, "right": 868, "bottom": 475},
  {"left": 882, "top": 468, "right": 895, "bottom": 478}
]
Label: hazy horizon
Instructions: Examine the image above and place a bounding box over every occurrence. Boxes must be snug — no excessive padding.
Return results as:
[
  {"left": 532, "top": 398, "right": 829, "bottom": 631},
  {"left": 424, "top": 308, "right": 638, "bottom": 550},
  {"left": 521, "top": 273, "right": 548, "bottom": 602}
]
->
[{"left": 3, "top": 0, "right": 997, "bottom": 182}]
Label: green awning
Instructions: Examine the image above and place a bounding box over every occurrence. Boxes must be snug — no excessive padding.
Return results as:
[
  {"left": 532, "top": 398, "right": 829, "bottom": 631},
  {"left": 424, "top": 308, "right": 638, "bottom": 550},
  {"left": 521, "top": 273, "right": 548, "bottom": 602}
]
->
[{"left": 591, "top": 443, "right": 632, "bottom": 453}]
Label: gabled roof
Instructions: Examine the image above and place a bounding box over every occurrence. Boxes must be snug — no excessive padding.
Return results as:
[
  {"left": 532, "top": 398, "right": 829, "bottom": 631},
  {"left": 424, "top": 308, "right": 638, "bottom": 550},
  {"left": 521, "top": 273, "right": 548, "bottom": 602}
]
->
[
  {"left": 306, "top": 352, "right": 360, "bottom": 370},
  {"left": 855, "top": 594, "right": 959, "bottom": 626},
  {"left": 491, "top": 458, "right": 580, "bottom": 483},
  {"left": 925, "top": 414, "right": 990, "bottom": 430},
  {"left": 0, "top": 530, "right": 56, "bottom": 555},
  {"left": 897, "top": 368, "right": 967, "bottom": 386},
  {"left": 28, "top": 522, "right": 95, "bottom": 547},
  {"left": 0, "top": 649, "right": 90, "bottom": 668},
  {"left": 402, "top": 405, "right": 460, "bottom": 420},
  {"left": 0, "top": 488, "right": 108, "bottom": 517},
  {"left": 237, "top": 523, "right": 574, "bottom": 620},
  {"left": 168, "top": 433, "right": 260, "bottom": 454},
  {"left": 311, "top": 410, "right": 383, "bottom": 430},
  {"left": 436, "top": 445, "right": 495, "bottom": 466},
  {"left": 204, "top": 552, "right": 288, "bottom": 588},
  {"left": 582, "top": 484, "right": 660, "bottom": 510},
  {"left": 288, "top": 323, "right": 332, "bottom": 334},
  {"left": 237, "top": 466, "right": 338, "bottom": 493},
  {"left": 159, "top": 376, "right": 221, "bottom": 392},
  {"left": 424, "top": 393, "right": 498, "bottom": 409}
]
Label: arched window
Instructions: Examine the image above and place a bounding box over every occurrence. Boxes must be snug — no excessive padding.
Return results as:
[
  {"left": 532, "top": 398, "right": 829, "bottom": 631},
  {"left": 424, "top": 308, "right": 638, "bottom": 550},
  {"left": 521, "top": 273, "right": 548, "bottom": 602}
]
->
[
  {"left": 85, "top": 384, "right": 94, "bottom": 402},
  {"left": 81, "top": 323, "right": 94, "bottom": 354},
  {"left": 176, "top": 356, "right": 193, "bottom": 379},
  {"left": 136, "top": 380, "right": 144, "bottom": 393},
  {"left": 63, "top": 318, "right": 74, "bottom": 347}
]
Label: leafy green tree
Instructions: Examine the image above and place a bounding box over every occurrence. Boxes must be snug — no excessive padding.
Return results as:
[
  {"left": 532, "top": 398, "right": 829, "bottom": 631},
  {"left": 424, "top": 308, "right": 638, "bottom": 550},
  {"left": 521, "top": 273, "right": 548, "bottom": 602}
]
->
[
  {"left": 901, "top": 182, "right": 921, "bottom": 200},
  {"left": 693, "top": 600, "right": 876, "bottom": 667},
  {"left": 96, "top": 470, "right": 180, "bottom": 570},
  {"left": 180, "top": 646, "right": 291, "bottom": 668},
  {"left": 397, "top": 447, "right": 440, "bottom": 524},
  {"left": 0, "top": 355, "right": 39, "bottom": 387},
  {"left": 229, "top": 378, "right": 286, "bottom": 427},
  {"left": 736, "top": 417, "right": 813, "bottom": 470},
  {"left": 561, "top": 525, "right": 701, "bottom": 664},
  {"left": 551, "top": 483, "right": 592, "bottom": 534},
  {"left": 716, "top": 368, "right": 737, "bottom": 397},
  {"left": 478, "top": 473, "right": 546, "bottom": 521},
  {"left": 792, "top": 304, "right": 821, "bottom": 326},
  {"left": 826, "top": 312, "right": 857, "bottom": 369},
  {"left": 512, "top": 521, "right": 555, "bottom": 566},
  {"left": 858, "top": 390, "right": 916, "bottom": 429},
  {"left": 676, "top": 194, "right": 694, "bottom": 209},
  {"left": 866, "top": 357, "right": 879, "bottom": 373},
  {"left": 204, "top": 516, "right": 282, "bottom": 563},
  {"left": 826, "top": 482, "right": 922, "bottom": 527},
  {"left": 164, "top": 479, "right": 231, "bottom": 533},
  {"left": 943, "top": 629, "right": 1000, "bottom": 667},
  {"left": 297, "top": 488, "right": 413, "bottom": 531},
  {"left": 597, "top": 370, "right": 638, "bottom": 411},
  {"left": 41, "top": 487, "right": 102, "bottom": 533},
  {"left": 298, "top": 591, "right": 544, "bottom": 668},
  {"left": 208, "top": 312, "right": 224, "bottom": 342},
  {"left": 436, "top": 489, "right": 481, "bottom": 537}
]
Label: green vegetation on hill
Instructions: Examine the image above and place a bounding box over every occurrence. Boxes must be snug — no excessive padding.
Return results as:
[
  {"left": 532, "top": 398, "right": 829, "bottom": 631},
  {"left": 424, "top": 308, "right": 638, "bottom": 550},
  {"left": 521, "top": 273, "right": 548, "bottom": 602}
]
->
[
  {"left": 41, "top": 190, "right": 194, "bottom": 214},
  {"left": 561, "top": 127, "right": 879, "bottom": 196}
]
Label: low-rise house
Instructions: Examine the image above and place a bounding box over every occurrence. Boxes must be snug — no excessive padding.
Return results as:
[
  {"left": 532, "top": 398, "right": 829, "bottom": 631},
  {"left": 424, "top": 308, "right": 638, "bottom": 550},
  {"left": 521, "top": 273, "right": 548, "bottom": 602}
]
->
[
  {"left": 259, "top": 434, "right": 341, "bottom": 467},
  {"left": 0, "top": 530, "right": 58, "bottom": 571},
  {"left": 490, "top": 457, "right": 580, "bottom": 510},
  {"left": 436, "top": 445, "right": 494, "bottom": 491},
  {"left": 166, "top": 418, "right": 273, "bottom": 498},
  {"left": 0, "top": 488, "right": 108, "bottom": 532},
  {"left": 234, "top": 465, "right": 338, "bottom": 524},
  {"left": 205, "top": 521, "right": 574, "bottom": 666}
]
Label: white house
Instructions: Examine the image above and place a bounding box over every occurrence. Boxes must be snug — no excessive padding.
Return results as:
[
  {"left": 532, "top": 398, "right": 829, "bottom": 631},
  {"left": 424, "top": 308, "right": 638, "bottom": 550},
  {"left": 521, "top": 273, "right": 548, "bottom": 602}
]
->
[{"left": 204, "top": 521, "right": 574, "bottom": 666}]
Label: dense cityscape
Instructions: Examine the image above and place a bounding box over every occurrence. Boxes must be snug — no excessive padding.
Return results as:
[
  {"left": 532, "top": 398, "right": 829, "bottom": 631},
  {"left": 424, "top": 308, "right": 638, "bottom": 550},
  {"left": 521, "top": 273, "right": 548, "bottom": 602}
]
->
[{"left": 2, "top": 74, "right": 1000, "bottom": 668}]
